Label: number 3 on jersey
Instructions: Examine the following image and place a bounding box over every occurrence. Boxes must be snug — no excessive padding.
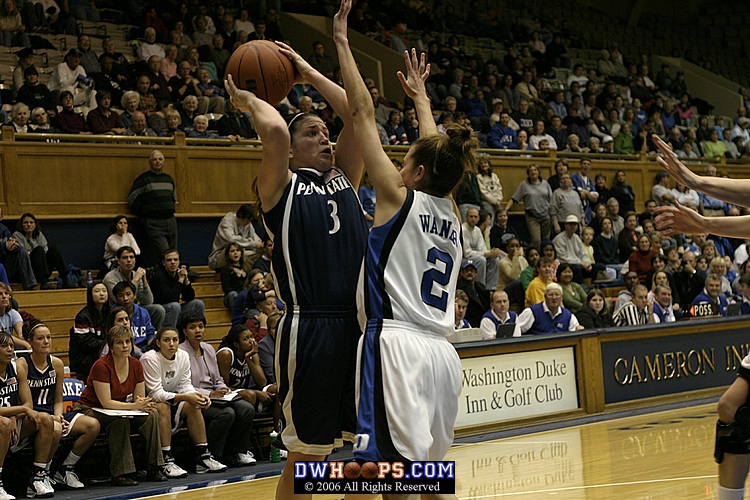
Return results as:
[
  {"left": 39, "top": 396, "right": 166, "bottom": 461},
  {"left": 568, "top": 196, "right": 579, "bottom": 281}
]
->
[
  {"left": 420, "top": 247, "right": 454, "bottom": 311},
  {"left": 327, "top": 200, "right": 340, "bottom": 235}
]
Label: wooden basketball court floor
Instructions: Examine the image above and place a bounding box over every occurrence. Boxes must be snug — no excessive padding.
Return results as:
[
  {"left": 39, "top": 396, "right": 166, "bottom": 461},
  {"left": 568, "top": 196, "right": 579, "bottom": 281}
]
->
[{"left": 143, "top": 402, "right": 727, "bottom": 499}]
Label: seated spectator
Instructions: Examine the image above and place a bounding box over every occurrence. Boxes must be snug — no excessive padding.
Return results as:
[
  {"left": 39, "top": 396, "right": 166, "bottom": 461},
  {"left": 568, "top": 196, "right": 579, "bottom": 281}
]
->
[
  {"left": 731, "top": 117, "right": 750, "bottom": 149},
  {"left": 614, "top": 122, "right": 635, "bottom": 153},
  {"left": 138, "top": 27, "right": 165, "bottom": 62},
  {"left": 161, "top": 109, "right": 183, "bottom": 136},
  {"left": 550, "top": 174, "right": 584, "bottom": 235},
  {"left": 489, "top": 209, "right": 523, "bottom": 255},
  {"left": 92, "top": 56, "right": 126, "bottom": 109},
  {"left": 216, "top": 99, "right": 256, "bottom": 139},
  {"left": 29, "top": 107, "right": 61, "bottom": 135},
  {"left": 557, "top": 262, "right": 586, "bottom": 313},
  {"left": 738, "top": 273, "right": 750, "bottom": 314},
  {"left": 208, "top": 205, "right": 263, "bottom": 271},
  {"left": 525, "top": 256, "right": 556, "bottom": 307},
  {"left": 18, "top": 320, "right": 102, "bottom": 491},
  {"left": 251, "top": 237, "right": 273, "bottom": 274},
  {"left": 13, "top": 212, "right": 73, "bottom": 289},
  {"left": 188, "top": 115, "right": 221, "bottom": 139},
  {"left": 576, "top": 289, "right": 613, "bottom": 329},
  {"left": 70, "top": 282, "right": 110, "bottom": 378},
  {"left": 217, "top": 325, "right": 273, "bottom": 420},
  {"left": 0, "top": 283, "right": 30, "bottom": 349},
  {"left": 593, "top": 216, "right": 620, "bottom": 267},
  {"left": 520, "top": 247, "right": 540, "bottom": 291},
  {"left": 76, "top": 325, "right": 165, "bottom": 486},
  {"left": 54, "top": 90, "right": 90, "bottom": 134},
  {"left": 383, "top": 109, "right": 409, "bottom": 145},
  {"left": 514, "top": 283, "right": 583, "bottom": 336},
  {"left": 170, "top": 63, "right": 210, "bottom": 115},
  {"left": 220, "top": 243, "right": 246, "bottom": 311},
  {"left": 103, "top": 215, "right": 141, "bottom": 272},
  {"left": 651, "top": 172, "right": 676, "bottom": 206},
  {"left": 0, "top": 329, "right": 58, "bottom": 498},
  {"left": 0, "top": 0, "right": 30, "bottom": 49},
  {"left": 111, "top": 281, "right": 155, "bottom": 355},
  {"left": 8, "top": 101, "right": 29, "bottom": 133},
  {"left": 178, "top": 310, "right": 257, "bottom": 468},
  {"left": 230, "top": 270, "right": 271, "bottom": 326},
  {"left": 613, "top": 284, "right": 654, "bottom": 326},
  {"left": 120, "top": 91, "right": 140, "bottom": 130},
  {"left": 553, "top": 215, "right": 605, "bottom": 283},
  {"left": 48, "top": 48, "right": 96, "bottom": 108},
  {"left": 629, "top": 233, "right": 659, "bottom": 283},
  {"left": 652, "top": 285, "right": 678, "bottom": 323},
  {"left": 87, "top": 89, "right": 126, "bottom": 135},
  {"left": 618, "top": 212, "right": 639, "bottom": 263},
  {"left": 0, "top": 207, "right": 35, "bottom": 290},
  {"left": 497, "top": 238, "right": 527, "bottom": 292},
  {"left": 160, "top": 44, "right": 178, "bottom": 81},
  {"left": 454, "top": 290, "right": 471, "bottom": 329},
  {"left": 673, "top": 250, "right": 705, "bottom": 310},
  {"left": 16, "top": 66, "right": 55, "bottom": 111},
  {"left": 103, "top": 245, "right": 164, "bottom": 327},
  {"left": 516, "top": 129, "right": 531, "bottom": 150},
  {"left": 457, "top": 259, "right": 490, "bottom": 328},
  {"left": 614, "top": 271, "right": 641, "bottom": 315},
  {"left": 462, "top": 207, "right": 500, "bottom": 290},
  {"left": 179, "top": 95, "right": 201, "bottom": 133},
  {"left": 150, "top": 249, "right": 205, "bottom": 327},
  {"left": 196, "top": 67, "right": 226, "bottom": 114},
  {"left": 702, "top": 128, "right": 728, "bottom": 158},
  {"left": 135, "top": 75, "right": 157, "bottom": 116},
  {"left": 141, "top": 325, "right": 227, "bottom": 478},
  {"left": 480, "top": 290, "right": 516, "bottom": 339},
  {"left": 125, "top": 110, "right": 157, "bottom": 137},
  {"left": 691, "top": 273, "right": 728, "bottom": 317},
  {"left": 529, "top": 119, "right": 557, "bottom": 150}
]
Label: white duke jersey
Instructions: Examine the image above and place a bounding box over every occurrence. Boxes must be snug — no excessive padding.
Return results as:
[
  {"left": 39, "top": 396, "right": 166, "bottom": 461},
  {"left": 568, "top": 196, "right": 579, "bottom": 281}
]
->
[{"left": 362, "top": 190, "right": 462, "bottom": 335}]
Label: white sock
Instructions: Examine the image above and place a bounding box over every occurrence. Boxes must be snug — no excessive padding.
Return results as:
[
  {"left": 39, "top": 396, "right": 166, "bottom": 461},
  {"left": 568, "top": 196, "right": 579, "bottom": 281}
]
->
[
  {"left": 62, "top": 451, "right": 81, "bottom": 467},
  {"left": 718, "top": 485, "right": 745, "bottom": 500}
]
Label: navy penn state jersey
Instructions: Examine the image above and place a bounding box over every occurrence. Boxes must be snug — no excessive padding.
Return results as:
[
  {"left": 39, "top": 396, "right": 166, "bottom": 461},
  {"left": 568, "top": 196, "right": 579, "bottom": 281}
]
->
[
  {"left": 362, "top": 190, "right": 462, "bottom": 335},
  {"left": 264, "top": 168, "right": 368, "bottom": 307},
  {"left": 0, "top": 361, "right": 19, "bottom": 408},
  {"left": 24, "top": 354, "right": 56, "bottom": 413},
  {"left": 217, "top": 347, "right": 256, "bottom": 389}
]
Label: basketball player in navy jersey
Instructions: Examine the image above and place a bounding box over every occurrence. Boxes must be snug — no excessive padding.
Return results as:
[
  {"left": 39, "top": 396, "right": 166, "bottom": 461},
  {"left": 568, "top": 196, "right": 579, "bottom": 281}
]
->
[
  {"left": 335, "top": 0, "right": 477, "bottom": 479},
  {"left": 16, "top": 320, "right": 101, "bottom": 490},
  {"left": 0, "top": 330, "right": 56, "bottom": 498},
  {"left": 226, "top": 42, "right": 367, "bottom": 499}
]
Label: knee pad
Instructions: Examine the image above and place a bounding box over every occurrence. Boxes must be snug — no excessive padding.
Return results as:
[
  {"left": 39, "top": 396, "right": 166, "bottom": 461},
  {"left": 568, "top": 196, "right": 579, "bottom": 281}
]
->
[{"left": 715, "top": 417, "right": 750, "bottom": 464}]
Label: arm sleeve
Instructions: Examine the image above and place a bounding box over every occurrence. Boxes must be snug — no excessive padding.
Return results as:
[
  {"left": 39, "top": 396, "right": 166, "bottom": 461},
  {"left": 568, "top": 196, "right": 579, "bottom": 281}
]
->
[{"left": 480, "top": 317, "right": 496, "bottom": 340}]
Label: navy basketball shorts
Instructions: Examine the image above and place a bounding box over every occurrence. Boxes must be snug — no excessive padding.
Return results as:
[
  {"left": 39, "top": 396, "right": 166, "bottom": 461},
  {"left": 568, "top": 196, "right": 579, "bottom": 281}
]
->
[{"left": 277, "top": 306, "right": 361, "bottom": 455}]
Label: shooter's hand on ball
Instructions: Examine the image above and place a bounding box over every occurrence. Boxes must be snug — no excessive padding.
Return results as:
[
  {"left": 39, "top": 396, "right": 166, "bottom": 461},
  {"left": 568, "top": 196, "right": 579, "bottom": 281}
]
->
[{"left": 275, "top": 41, "right": 313, "bottom": 85}]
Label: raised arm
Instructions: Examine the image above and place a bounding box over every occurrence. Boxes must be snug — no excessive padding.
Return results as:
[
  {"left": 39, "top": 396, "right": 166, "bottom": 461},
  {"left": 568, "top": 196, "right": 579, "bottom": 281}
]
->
[
  {"left": 654, "top": 135, "right": 750, "bottom": 207},
  {"left": 333, "top": 0, "right": 405, "bottom": 223},
  {"left": 225, "top": 75, "right": 292, "bottom": 212},
  {"left": 655, "top": 201, "right": 750, "bottom": 239},
  {"left": 275, "top": 41, "right": 364, "bottom": 187},
  {"left": 396, "top": 50, "right": 437, "bottom": 137}
]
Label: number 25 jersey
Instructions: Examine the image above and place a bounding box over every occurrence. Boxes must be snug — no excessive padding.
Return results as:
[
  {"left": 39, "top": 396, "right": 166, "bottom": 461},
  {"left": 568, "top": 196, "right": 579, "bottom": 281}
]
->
[{"left": 362, "top": 190, "right": 462, "bottom": 335}]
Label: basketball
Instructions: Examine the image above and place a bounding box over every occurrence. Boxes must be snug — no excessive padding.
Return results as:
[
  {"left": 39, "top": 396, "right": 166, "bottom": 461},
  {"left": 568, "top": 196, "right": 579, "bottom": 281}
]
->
[
  {"left": 343, "top": 461, "right": 361, "bottom": 479},
  {"left": 225, "top": 40, "right": 295, "bottom": 105},
  {"left": 360, "top": 461, "right": 378, "bottom": 479}
]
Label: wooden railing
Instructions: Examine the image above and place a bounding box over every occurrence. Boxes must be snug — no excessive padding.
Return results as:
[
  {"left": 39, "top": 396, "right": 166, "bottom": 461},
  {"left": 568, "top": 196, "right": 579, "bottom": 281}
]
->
[{"left": 1, "top": 125, "right": 749, "bottom": 219}]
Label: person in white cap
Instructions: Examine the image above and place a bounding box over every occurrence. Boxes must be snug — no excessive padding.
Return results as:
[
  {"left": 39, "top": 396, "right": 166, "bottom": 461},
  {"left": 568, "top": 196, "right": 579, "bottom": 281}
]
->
[{"left": 553, "top": 215, "right": 606, "bottom": 283}]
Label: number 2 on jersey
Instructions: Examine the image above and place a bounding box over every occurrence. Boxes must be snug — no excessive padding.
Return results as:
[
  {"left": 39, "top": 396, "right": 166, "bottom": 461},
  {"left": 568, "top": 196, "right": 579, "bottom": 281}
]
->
[{"left": 420, "top": 247, "right": 454, "bottom": 311}]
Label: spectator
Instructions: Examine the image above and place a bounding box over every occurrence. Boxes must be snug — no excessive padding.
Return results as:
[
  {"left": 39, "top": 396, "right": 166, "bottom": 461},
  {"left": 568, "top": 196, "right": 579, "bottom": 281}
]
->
[
  {"left": 570, "top": 158, "right": 599, "bottom": 223},
  {"left": 525, "top": 256, "right": 556, "bottom": 307},
  {"left": 593, "top": 216, "right": 621, "bottom": 270},
  {"left": 0, "top": 282, "right": 29, "bottom": 349},
  {"left": 550, "top": 174, "right": 584, "bottom": 235},
  {"left": 691, "top": 273, "right": 728, "bottom": 317},
  {"left": 576, "top": 289, "right": 613, "bottom": 329},
  {"left": 652, "top": 172, "right": 676, "bottom": 206},
  {"left": 613, "top": 284, "right": 654, "bottom": 326},
  {"left": 476, "top": 158, "right": 503, "bottom": 222},
  {"left": 652, "top": 284, "right": 678, "bottom": 323},
  {"left": 216, "top": 99, "right": 257, "bottom": 139},
  {"left": 629, "top": 233, "right": 660, "bottom": 283},
  {"left": 673, "top": 250, "right": 706, "bottom": 311},
  {"left": 220, "top": 243, "right": 247, "bottom": 311},
  {"left": 11, "top": 45, "right": 33, "bottom": 95},
  {"left": 119, "top": 91, "right": 140, "bottom": 130},
  {"left": 128, "top": 150, "right": 177, "bottom": 260},
  {"left": 16, "top": 66, "right": 55, "bottom": 111},
  {"left": 457, "top": 259, "right": 489, "bottom": 328},
  {"left": 86, "top": 89, "right": 126, "bottom": 135},
  {"left": 53, "top": 90, "right": 90, "bottom": 134},
  {"left": 110, "top": 281, "right": 155, "bottom": 355},
  {"left": 141, "top": 325, "right": 228, "bottom": 478},
  {"left": 514, "top": 282, "right": 582, "bottom": 336},
  {"left": 102, "top": 245, "right": 165, "bottom": 328},
  {"left": 76, "top": 325, "right": 165, "bottom": 486},
  {"left": 557, "top": 262, "right": 586, "bottom": 313},
  {"left": 125, "top": 110, "right": 158, "bottom": 138},
  {"left": 48, "top": 48, "right": 96, "bottom": 108},
  {"left": 462, "top": 207, "right": 500, "bottom": 290},
  {"left": 12, "top": 212, "right": 72, "bottom": 289},
  {"left": 29, "top": 107, "right": 61, "bottom": 134},
  {"left": 529, "top": 119, "right": 557, "bottom": 150},
  {"left": 251, "top": 237, "right": 272, "bottom": 275},
  {"left": 358, "top": 171, "right": 375, "bottom": 226},
  {"left": 196, "top": 67, "right": 226, "bottom": 114},
  {"left": 731, "top": 117, "right": 750, "bottom": 149},
  {"left": 702, "top": 128, "right": 728, "bottom": 159},
  {"left": 150, "top": 249, "right": 205, "bottom": 327},
  {"left": 553, "top": 215, "right": 606, "bottom": 283},
  {"left": 547, "top": 159, "right": 569, "bottom": 192},
  {"left": 178, "top": 310, "right": 257, "bottom": 468},
  {"left": 480, "top": 290, "right": 516, "bottom": 340},
  {"left": 487, "top": 111, "right": 518, "bottom": 149},
  {"left": 0, "top": 0, "right": 30, "bottom": 48},
  {"left": 454, "top": 290, "right": 471, "bottom": 329},
  {"left": 547, "top": 115, "right": 568, "bottom": 149},
  {"left": 618, "top": 212, "right": 639, "bottom": 263},
  {"left": 208, "top": 204, "right": 263, "bottom": 271},
  {"left": 103, "top": 215, "right": 141, "bottom": 271},
  {"left": 614, "top": 123, "right": 635, "bottom": 154},
  {"left": 506, "top": 164, "right": 552, "bottom": 250},
  {"left": 161, "top": 109, "right": 183, "bottom": 136},
  {"left": 138, "top": 27, "right": 165, "bottom": 62},
  {"left": 605, "top": 197, "right": 625, "bottom": 236},
  {"left": 497, "top": 238, "right": 527, "bottom": 292},
  {"left": 0, "top": 207, "right": 34, "bottom": 290},
  {"left": 76, "top": 34, "right": 100, "bottom": 74},
  {"left": 8, "top": 101, "right": 29, "bottom": 133},
  {"left": 383, "top": 109, "right": 408, "bottom": 145},
  {"left": 70, "top": 282, "right": 110, "bottom": 378}
]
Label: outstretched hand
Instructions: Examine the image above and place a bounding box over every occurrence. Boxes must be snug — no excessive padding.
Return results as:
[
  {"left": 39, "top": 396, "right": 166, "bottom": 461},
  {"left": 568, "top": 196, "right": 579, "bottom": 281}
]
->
[
  {"left": 653, "top": 134, "right": 698, "bottom": 188},
  {"left": 333, "top": 0, "right": 352, "bottom": 42},
  {"left": 225, "top": 74, "right": 256, "bottom": 114},
  {"left": 397, "top": 49, "right": 430, "bottom": 100},
  {"left": 275, "top": 41, "right": 311, "bottom": 84},
  {"left": 654, "top": 201, "right": 706, "bottom": 236}
]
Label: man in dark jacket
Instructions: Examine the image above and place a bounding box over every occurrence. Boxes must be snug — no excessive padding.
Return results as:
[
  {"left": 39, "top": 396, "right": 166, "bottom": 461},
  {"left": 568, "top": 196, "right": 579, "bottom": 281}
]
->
[
  {"left": 150, "top": 249, "right": 205, "bottom": 327},
  {"left": 457, "top": 259, "right": 490, "bottom": 328}
]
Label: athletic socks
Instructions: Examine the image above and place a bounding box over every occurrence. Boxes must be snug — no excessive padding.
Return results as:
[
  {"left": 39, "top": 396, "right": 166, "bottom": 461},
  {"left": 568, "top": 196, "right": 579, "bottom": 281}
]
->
[
  {"left": 718, "top": 485, "right": 745, "bottom": 500},
  {"left": 62, "top": 451, "right": 82, "bottom": 467}
]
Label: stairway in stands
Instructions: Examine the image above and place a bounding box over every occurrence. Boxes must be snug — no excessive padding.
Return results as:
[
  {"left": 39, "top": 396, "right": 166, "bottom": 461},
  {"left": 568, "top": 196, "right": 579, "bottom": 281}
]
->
[{"left": 13, "top": 267, "right": 231, "bottom": 370}]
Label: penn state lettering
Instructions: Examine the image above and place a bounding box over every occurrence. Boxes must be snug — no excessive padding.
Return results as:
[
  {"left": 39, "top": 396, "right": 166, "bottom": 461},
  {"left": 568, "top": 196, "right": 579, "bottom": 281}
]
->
[
  {"left": 296, "top": 172, "right": 352, "bottom": 196},
  {"left": 419, "top": 214, "right": 458, "bottom": 246}
]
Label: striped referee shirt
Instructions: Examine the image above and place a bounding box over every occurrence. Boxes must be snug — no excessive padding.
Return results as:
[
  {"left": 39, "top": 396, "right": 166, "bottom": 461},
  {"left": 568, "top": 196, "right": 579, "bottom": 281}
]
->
[{"left": 613, "top": 302, "right": 649, "bottom": 327}]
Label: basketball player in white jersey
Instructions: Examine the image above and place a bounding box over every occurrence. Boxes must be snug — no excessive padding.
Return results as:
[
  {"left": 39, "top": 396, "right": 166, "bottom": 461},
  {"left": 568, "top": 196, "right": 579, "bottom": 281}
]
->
[{"left": 335, "top": 0, "right": 478, "bottom": 490}]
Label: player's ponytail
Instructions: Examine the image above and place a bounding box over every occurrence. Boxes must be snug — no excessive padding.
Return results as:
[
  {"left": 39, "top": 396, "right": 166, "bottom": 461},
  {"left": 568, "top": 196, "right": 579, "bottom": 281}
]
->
[{"left": 411, "top": 124, "right": 478, "bottom": 197}]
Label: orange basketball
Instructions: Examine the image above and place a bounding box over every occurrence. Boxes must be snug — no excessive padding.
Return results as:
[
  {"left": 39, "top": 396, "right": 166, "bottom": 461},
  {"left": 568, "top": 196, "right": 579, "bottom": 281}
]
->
[
  {"left": 344, "top": 461, "right": 361, "bottom": 479},
  {"left": 225, "top": 40, "right": 295, "bottom": 105},
  {"left": 360, "top": 461, "right": 378, "bottom": 479}
]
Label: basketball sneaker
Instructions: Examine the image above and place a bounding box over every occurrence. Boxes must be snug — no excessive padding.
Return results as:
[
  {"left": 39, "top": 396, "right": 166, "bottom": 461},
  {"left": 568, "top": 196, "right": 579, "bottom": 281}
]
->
[
  {"left": 235, "top": 451, "right": 257, "bottom": 466},
  {"left": 53, "top": 466, "right": 84, "bottom": 489},
  {"left": 195, "top": 454, "right": 227, "bottom": 474},
  {"left": 162, "top": 461, "right": 188, "bottom": 479},
  {"left": 27, "top": 471, "right": 54, "bottom": 498},
  {"left": 0, "top": 485, "right": 14, "bottom": 500}
]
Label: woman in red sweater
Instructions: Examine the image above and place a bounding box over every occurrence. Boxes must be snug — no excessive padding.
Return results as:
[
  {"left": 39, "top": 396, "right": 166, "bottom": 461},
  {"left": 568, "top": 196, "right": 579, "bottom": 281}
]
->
[{"left": 629, "top": 233, "right": 659, "bottom": 283}]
